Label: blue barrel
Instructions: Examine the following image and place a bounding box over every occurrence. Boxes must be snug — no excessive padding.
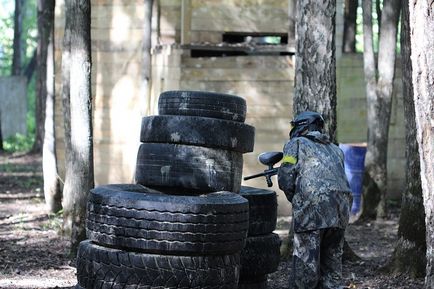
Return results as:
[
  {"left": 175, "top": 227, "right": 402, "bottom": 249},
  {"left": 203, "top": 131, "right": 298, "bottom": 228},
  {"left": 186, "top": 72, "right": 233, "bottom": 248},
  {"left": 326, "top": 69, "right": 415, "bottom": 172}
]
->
[{"left": 339, "top": 143, "right": 367, "bottom": 215}]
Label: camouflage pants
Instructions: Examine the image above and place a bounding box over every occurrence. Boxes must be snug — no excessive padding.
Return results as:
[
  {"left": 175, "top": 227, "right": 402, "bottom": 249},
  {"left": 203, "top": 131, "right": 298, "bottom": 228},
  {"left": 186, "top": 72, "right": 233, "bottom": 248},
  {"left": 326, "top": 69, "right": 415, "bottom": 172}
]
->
[{"left": 291, "top": 228, "right": 345, "bottom": 289}]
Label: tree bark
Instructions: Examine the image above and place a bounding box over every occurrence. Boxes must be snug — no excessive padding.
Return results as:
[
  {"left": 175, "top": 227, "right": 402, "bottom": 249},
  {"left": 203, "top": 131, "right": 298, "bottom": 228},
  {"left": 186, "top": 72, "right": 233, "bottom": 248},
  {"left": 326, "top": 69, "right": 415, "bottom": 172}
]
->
[
  {"left": 41, "top": 0, "right": 61, "bottom": 214},
  {"left": 12, "top": 0, "right": 24, "bottom": 76},
  {"left": 61, "top": 0, "right": 94, "bottom": 256},
  {"left": 387, "top": 0, "right": 426, "bottom": 277},
  {"left": 408, "top": 1, "right": 434, "bottom": 287},
  {"left": 360, "top": 0, "right": 401, "bottom": 220},
  {"left": 287, "top": 0, "right": 296, "bottom": 42},
  {"left": 34, "top": 0, "right": 55, "bottom": 154},
  {"left": 293, "top": 0, "right": 337, "bottom": 142},
  {"left": 343, "top": 0, "right": 358, "bottom": 53},
  {"left": 142, "top": 0, "right": 153, "bottom": 115}
]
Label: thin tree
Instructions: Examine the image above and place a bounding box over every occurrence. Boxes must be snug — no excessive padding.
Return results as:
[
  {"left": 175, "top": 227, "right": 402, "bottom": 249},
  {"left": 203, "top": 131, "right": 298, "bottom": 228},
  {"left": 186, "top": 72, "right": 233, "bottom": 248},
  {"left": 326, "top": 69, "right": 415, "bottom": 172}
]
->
[
  {"left": 387, "top": 0, "right": 426, "bottom": 277},
  {"left": 343, "top": 0, "right": 358, "bottom": 53},
  {"left": 61, "top": 0, "right": 94, "bottom": 256},
  {"left": 142, "top": 0, "right": 153, "bottom": 113},
  {"left": 39, "top": 0, "right": 61, "bottom": 213},
  {"left": 408, "top": 1, "right": 434, "bottom": 287},
  {"left": 360, "top": 0, "right": 401, "bottom": 220},
  {"left": 12, "top": 0, "right": 24, "bottom": 76},
  {"left": 33, "top": 0, "right": 54, "bottom": 153}
]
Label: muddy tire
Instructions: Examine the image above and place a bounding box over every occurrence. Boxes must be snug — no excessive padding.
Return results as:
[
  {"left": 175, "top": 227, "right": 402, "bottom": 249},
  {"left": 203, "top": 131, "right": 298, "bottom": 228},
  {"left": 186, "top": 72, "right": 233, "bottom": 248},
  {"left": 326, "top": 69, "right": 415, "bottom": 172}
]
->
[
  {"left": 86, "top": 184, "right": 249, "bottom": 255},
  {"left": 76, "top": 240, "right": 241, "bottom": 289},
  {"left": 140, "top": 115, "right": 255, "bottom": 153},
  {"left": 240, "top": 186, "right": 277, "bottom": 236},
  {"left": 135, "top": 143, "right": 243, "bottom": 193},
  {"left": 158, "top": 90, "right": 247, "bottom": 122},
  {"left": 240, "top": 233, "right": 281, "bottom": 277}
]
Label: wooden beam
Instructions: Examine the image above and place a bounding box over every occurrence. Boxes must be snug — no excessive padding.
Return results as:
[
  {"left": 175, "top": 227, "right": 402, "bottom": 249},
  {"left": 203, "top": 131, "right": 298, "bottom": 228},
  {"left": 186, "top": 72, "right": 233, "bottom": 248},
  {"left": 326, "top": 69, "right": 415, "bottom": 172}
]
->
[{"left": 181, "top": 0, "right": 191, "bottom": 44}]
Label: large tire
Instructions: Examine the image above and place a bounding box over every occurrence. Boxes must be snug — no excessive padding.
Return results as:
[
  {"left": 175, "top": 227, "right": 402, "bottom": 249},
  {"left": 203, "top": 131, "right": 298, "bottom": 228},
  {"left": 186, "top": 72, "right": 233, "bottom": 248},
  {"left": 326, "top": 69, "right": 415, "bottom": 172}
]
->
[
  {"left": 86, "top": 184, "right": 249, "bottom": 255},
  {"left": 135, "top": 143, "right": 243, "bottom": 193},
  {"left": 158, "top": 90, "right": 247, "bottom": 122},
  {"left": 240, "top": 186, "right": 277, "bottom": 236},
  {"left": 77, "top": 240, "right": 241, "bottom": 289},
  {"left": 240, "top": 233, "right": 281, "bottom": 277},
  {"left": 238, "top": 275, "right": 268, "bottom": 289},
  {"left": 140, "top": 115, "right": 255, "bottom": 153}
]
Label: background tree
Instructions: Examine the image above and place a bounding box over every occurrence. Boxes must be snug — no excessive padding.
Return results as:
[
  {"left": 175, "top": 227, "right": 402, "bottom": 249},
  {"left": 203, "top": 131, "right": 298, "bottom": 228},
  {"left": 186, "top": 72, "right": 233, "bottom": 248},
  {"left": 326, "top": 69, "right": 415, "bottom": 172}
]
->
[
  {"left": 360, "top": 0, "right": 401, "bottom": 220},
  {"left": 11, "top": 0, "right": 24, "bottom": 76},
  {"left": 142, "top": 0, "right": 153, "bottom": 114},
  {"left": 343, "top": 0, "right": 358, "bottom": 53},
  {"left": 61, "top": 0, "right": 94, "bottom": 256},
  {"left": 33, "top": 0, "right": 53, "bottom": 153},
  {"left": 387, "top": 0, "right": 426, "bottom": 277},
  {"left": 38, "top": 0, "right": 60, "bottom": 213},
  {"left": 408, "top": 1, "right": 434, "bottom": 287},
  {"left": 293, "top": 0, "right": 337, "bottom": 141}
]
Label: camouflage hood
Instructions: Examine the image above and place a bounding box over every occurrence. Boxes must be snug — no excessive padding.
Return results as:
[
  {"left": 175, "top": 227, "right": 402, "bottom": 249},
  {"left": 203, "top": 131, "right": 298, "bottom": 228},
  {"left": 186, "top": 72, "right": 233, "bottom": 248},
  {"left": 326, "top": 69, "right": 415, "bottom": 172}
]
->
[{"left": 304, "top": 131, "right": 331, "bottom": 144}]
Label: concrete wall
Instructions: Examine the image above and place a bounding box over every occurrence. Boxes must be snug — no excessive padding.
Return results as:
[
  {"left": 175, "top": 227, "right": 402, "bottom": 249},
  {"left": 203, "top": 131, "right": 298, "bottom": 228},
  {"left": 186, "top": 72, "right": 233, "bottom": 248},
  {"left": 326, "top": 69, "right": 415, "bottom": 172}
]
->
[{"left": 0, "top": 76, "right": 27, "bottom": 139}]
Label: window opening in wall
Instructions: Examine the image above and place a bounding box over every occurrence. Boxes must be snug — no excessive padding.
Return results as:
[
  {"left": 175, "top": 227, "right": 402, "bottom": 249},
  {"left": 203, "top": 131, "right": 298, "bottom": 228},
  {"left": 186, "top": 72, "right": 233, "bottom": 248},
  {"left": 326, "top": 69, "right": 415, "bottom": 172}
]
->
[{"left": 189, "top": 32, "right": 293, "bottom": 58}]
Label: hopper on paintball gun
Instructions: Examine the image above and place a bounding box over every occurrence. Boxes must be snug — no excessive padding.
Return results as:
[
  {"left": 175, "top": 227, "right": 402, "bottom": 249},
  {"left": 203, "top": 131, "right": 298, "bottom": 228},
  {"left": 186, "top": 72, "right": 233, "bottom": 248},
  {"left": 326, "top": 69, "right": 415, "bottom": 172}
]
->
[{"left": 243, "top": 151, "right": 283, "bottom": 187}]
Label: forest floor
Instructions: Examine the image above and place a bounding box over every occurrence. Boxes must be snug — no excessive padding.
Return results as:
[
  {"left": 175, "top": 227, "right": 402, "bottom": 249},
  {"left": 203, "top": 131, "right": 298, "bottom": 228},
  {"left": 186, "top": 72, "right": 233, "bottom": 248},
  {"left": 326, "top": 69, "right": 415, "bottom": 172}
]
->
[{"left": 0, "top": 152, "right": 425, "bottom": 289}]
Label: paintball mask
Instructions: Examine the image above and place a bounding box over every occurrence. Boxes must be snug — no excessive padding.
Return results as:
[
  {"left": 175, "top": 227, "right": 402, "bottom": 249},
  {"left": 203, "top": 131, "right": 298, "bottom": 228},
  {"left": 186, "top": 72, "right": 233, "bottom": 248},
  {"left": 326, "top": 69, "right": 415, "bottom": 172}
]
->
[{"left": 289, "top": 111, "right": 325, "bottom": 139}]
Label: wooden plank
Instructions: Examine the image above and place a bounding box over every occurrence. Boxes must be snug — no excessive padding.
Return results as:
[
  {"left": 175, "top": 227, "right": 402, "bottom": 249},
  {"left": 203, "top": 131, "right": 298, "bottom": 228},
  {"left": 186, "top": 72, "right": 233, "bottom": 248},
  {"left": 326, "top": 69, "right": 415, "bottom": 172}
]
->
[
  {"left": 181, "top": 55, "right": 294, "bottom": 69},
  {"left": 181, "top": 0, "right": 192, "bottom": 44},
  {"left": 180, "top": 67, "right": 294, "bottom": 81},
  {"left": 190, "top": 3, "right": 288, "bottom": 33}
]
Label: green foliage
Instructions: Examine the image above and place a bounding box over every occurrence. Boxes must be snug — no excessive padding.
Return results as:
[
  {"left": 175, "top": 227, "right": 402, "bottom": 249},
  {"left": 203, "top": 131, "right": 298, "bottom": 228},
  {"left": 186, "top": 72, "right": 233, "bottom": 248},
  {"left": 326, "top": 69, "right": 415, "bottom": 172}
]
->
[{"left": 3, "top": 133, "right": 35, "bottom": 152}]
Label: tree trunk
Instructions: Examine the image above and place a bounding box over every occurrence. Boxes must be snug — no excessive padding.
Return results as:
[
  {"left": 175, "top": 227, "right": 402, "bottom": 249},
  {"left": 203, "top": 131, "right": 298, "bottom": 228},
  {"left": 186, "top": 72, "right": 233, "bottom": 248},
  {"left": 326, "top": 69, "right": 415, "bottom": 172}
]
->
[
  {"left": 287, "top": 0, "right": 296, "bottom": 42},
  {"left": 41, "top": 0, "right": 61, "bottom": 214},
  {"left": 142, "top": 0, "right": 153, "bottom": 115},
  {"left": 387, "top": 0, "right": 426, "bottom": 277},
  {"left": 0, "top": 114, "right": 3, "bottom": 152},
  {"left": 61, "top": 0, "right": 94, "bottom": 256},
  {"left": 360, "top": 0, "right": 401, "bottom": 220},
  {"left": 12, "top": 0, "right": 24, "bottom": 76},
  {"left": 408, "top": 1, "right": 434, "bottom": 287},
  {"left": 35, "top": 0, "right": 55, "bottom": 154},
  {"left": 293, "top": 0, "right": 337, "bottom": 142},
  {"left": 24, "top": 49, "right": 37, "bottom": 82},
  {"left": 343, "top": 0, "right": 358, "bottom": 53}
]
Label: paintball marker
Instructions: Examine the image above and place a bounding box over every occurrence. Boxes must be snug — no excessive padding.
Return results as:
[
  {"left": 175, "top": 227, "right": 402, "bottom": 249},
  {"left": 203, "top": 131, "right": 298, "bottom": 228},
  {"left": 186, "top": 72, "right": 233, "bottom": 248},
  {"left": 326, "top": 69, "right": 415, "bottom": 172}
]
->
[{"left": 243, "top": 151, "right": 283, "bottom": 187}]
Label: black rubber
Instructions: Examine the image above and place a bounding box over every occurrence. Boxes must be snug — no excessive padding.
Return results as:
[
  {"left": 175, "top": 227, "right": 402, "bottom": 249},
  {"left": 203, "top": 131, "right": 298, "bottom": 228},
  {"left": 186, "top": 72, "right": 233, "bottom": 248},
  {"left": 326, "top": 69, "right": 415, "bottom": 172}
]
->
[
  {"left": 239, "top": 186, "right": 277, "bottom": 236},
  {"left": 240, "top": 233, "right": 281, "bottom": 277},
  {"left": 158, "top": 90, "right": 247, "bottom": 122},
  {"left": 140, "top": 115, "right": 255, "bottom": 153},
  {"left": 77, "top": 240, "right": 241, "bottom": 289},
  {"left": 86, "top": 184, "right": 249, "bottom": 255},
  {"left": 135, "top": 143, "right": 243, "bottom": 193},
  {"left": 238, "top": 276, "right": 268, "bottom": 289}
]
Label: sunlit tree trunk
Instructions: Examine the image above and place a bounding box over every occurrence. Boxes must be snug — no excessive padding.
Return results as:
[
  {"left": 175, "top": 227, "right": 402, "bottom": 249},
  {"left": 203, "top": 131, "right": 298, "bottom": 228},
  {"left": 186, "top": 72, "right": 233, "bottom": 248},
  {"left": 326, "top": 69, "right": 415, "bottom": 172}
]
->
[
  {"left": 360, "top": 0, "right": 401, "bottom": 220},
  {"left": 408, "top": 1, "right": 434, "bottom": 287},
  {"left": 388, "top": 0, "right": 426, "bottom": 277},
  {"left": 343, "top": 0, "right": 358, "bottom": 53},
  {"left": 40, "top": 0, "right": 61, "bottom": 213},
  {"left": 61, "top": 0, "right": 94, "bottom": 256},
  {"left": 12, "top": 0, "right": 24, "bottom": 76}
]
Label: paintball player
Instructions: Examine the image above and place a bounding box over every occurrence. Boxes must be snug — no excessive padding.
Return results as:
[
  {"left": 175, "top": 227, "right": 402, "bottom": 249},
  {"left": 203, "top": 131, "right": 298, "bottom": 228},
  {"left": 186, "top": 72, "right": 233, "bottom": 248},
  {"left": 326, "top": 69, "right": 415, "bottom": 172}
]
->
[{"left": 277, "top": 111, "right": 352, "bottom": 289}]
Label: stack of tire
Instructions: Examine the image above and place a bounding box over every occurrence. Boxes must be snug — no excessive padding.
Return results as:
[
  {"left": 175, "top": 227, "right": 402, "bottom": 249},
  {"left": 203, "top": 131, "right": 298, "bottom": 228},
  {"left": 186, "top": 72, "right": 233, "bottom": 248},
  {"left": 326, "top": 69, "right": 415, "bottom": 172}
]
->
[
  {"left": 75, "top": 90, "right": 256, "bottom": 289},
  {"left": 238, "top": 186, "right": 281, "bottom": 289}
]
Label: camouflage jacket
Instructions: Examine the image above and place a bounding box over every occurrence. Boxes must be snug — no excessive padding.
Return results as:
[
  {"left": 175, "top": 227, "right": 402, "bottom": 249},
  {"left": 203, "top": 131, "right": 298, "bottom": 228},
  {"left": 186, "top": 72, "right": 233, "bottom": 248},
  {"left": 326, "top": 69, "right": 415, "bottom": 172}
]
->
[{"left": 277, "top": 131, "right": 352, "bottom": 233}]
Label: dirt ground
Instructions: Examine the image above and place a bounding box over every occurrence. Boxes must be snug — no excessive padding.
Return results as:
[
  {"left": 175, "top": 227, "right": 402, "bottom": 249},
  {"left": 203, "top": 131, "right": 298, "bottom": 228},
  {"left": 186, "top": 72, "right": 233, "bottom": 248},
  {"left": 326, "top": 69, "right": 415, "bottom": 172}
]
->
[{"left": 0, "top": 152, "right": 425, "bottom": 289}]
